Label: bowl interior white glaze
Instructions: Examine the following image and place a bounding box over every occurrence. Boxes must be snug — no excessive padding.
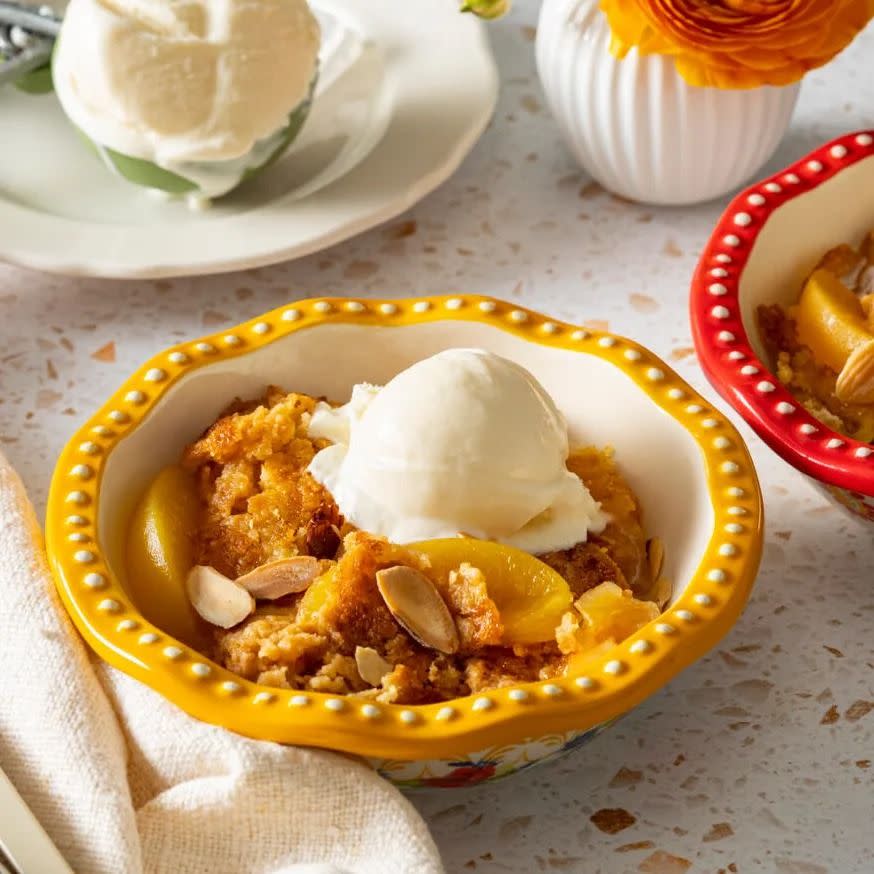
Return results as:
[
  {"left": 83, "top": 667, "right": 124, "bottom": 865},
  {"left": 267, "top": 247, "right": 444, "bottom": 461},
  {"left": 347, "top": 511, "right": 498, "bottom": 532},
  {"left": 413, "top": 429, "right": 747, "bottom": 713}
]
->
[
  {"left": 740, "top": 154, "right": 874, "bottom": 362},
  {"left": 100, "top": 321, "right": 714, "bottom": 613}
]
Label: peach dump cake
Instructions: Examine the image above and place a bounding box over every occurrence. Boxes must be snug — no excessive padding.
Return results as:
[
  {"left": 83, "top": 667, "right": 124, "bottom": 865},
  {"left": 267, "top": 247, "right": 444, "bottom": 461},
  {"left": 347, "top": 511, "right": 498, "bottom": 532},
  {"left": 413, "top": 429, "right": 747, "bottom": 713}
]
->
[
  {"left": 127, "top": 349, "right": 669, "bottom": 704},
  {"left": 758, "top": 231, "right": 874, "bottom": 443}
]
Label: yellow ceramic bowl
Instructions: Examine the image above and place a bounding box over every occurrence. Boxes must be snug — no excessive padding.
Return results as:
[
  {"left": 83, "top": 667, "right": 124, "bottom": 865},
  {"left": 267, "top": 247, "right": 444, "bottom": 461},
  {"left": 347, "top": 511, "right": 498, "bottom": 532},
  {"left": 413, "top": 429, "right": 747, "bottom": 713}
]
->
[{"left": 46, "top": 296, "right": 763, "bottom": 788}]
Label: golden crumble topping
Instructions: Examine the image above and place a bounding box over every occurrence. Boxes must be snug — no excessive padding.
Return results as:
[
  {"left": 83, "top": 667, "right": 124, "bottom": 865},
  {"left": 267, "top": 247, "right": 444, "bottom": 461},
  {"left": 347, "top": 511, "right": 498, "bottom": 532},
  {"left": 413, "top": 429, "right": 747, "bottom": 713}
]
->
[
  {"left": 759, "top": 304, "right": 874, "bottom": 443},
  {"left": 183, "top": 389, "right": 351, "bottom": 577}
]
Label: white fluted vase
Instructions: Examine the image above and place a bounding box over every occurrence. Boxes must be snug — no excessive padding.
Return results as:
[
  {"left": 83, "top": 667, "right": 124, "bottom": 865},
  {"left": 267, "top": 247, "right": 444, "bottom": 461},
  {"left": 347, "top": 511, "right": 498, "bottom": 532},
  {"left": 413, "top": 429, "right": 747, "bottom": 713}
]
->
[{"left": 535, "top": 0, "right": 801, "bottom": 205}]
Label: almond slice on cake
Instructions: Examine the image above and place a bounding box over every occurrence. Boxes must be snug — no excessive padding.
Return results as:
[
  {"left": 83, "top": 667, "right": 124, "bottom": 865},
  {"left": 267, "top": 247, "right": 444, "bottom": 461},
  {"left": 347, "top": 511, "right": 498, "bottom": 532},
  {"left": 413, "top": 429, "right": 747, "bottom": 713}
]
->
[
  {"left": 236, "top": 556, "right": 321, "bottom": 600},
  {"left": 355, "top": 646, "right": 393, "bottom": 686},
  {"left": 836, "top": 338, "right": 874, "bottom": 405},
  {"left": 375, "top": 565, "right": 459, "bottom": 654},
  {"left": 186, "top": 565, "right": 254, "bottom": 628}
]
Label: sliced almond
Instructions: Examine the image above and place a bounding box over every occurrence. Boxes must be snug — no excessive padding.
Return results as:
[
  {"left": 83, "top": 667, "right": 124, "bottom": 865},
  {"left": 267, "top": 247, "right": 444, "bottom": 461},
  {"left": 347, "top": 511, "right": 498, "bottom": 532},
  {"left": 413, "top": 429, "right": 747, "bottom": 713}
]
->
[
  {"left": 375, "top": 565, "right": 460, "bottom": 654},
  {"left": 646, "top": 537, "right": 665, "bottom": 582},
  {"left": 186, "top": 565, "right": 254, "bottom": 628},
  {"left": 649, "top": 575, "right": 673, "bottom": 610},
  {"left": 236, "top": 556, "right": 321, "bottom": 600},
  {"left": 354, "top": 646, "right": 393, "bottom": 686},
  {"left": 835, "top": 339, "right": 874, "bottom": 404}
]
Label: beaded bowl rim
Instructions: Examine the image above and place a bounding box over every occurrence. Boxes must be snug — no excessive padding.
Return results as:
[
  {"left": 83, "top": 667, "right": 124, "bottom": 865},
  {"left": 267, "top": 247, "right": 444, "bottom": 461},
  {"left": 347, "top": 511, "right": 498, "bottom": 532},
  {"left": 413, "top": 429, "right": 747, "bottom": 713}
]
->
[
  {"left": 690, "top": 129, "right": 874, "bottom": 497},
  {"left": 46, "top": 295, "right": 763, "bottom": 760}
]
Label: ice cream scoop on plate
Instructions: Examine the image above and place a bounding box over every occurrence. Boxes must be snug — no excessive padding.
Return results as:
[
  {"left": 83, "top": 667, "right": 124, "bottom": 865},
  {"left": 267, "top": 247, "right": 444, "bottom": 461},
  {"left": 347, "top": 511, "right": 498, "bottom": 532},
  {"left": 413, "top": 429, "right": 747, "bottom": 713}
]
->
[{"left": 52, "top": 0, "right": 321, "bottom": 204}]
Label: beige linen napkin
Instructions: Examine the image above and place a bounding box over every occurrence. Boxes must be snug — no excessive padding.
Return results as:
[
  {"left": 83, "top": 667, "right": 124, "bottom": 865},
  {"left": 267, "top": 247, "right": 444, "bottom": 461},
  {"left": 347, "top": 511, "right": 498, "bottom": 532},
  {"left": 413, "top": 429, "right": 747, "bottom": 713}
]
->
[{"left": 0, "top": 452, "right": 443, "bottom": 874}]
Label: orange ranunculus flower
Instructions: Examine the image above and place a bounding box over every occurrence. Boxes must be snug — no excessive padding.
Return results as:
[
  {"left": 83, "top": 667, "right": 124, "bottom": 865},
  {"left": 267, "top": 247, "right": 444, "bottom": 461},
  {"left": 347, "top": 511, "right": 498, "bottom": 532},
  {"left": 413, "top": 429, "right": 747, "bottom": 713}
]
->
[{"left": 600, "top": 0, "right": 874, "bottom": 89}]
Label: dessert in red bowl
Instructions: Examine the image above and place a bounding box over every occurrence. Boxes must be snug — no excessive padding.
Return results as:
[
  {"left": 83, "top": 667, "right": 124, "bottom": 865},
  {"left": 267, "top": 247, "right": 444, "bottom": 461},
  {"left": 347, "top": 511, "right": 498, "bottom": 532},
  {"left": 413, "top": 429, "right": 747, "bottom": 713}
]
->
[{"left": 691, "top": 131, "right": 874, "bottom": 522}]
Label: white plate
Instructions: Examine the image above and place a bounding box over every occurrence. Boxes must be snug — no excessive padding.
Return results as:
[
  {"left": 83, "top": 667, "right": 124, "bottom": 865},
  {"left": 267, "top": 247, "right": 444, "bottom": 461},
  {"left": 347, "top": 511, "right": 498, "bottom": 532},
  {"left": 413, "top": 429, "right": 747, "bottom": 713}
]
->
[{"left": 0, "top": 0, "right": 498, "bottom": 278}]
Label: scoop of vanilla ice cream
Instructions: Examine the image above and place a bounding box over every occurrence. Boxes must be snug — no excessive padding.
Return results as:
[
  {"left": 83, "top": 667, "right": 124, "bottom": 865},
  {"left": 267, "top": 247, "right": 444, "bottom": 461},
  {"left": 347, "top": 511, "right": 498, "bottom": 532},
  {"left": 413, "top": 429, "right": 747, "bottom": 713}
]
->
[
  {"left": 53, "top": 0, "right": 320, "bottom": 194},
  {"left": 307, "top": 349, "right": 608, "bottom": 553}
]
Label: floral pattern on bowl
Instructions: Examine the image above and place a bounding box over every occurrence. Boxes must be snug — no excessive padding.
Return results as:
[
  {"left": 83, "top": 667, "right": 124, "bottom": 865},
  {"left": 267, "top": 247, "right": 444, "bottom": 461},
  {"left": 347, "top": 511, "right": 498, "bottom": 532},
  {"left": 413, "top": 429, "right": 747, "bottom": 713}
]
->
[{"left": 372, "top": 720, "right": 618, "bottom": 788}]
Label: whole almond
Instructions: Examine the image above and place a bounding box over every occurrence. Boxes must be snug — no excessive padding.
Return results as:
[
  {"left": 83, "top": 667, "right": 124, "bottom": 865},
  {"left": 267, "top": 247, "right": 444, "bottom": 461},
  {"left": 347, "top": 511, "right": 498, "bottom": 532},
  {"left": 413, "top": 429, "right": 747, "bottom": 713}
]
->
[
  {"left": 835, "top": 339, "right": 874, "bottom": 404},
  {"left": 236, "top": 556, "right": 321, "bottom": 600},
  {"left": 186, "top": 565, "right": 255, "bottom": 628}
]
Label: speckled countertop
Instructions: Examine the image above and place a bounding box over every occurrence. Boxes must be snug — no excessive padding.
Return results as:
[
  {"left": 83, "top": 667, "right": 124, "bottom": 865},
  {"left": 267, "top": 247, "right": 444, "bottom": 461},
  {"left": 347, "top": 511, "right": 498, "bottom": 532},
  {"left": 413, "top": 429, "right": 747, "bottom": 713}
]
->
[{"left": 2, "top": 3, "right": 873, "bottom": 873}]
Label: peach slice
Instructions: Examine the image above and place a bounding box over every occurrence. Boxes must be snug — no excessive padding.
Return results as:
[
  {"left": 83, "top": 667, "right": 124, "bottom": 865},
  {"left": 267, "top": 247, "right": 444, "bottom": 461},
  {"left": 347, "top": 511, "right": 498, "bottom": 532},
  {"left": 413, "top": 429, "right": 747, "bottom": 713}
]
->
[
  {"left": 562, "top": 582, "right": 659, "bottom": 674},
  {"left": 411, "top": 538, "right": 573, "bottom": 645},
  {"left": 126, "top": 465, "right": 206, "bottom": 646},
  {"left": 572, "top": 582, "right": 659, "bottom": 649},
  {"left": 795, "top": 268, "right": 873, "bottom": 373}
]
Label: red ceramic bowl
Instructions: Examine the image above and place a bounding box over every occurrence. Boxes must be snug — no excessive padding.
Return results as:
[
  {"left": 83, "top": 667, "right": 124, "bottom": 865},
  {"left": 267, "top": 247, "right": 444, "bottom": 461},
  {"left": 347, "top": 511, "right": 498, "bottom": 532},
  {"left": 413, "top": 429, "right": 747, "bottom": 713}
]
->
[{"left": 691, "top": 131, "right": 874, "bottom": 523}]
